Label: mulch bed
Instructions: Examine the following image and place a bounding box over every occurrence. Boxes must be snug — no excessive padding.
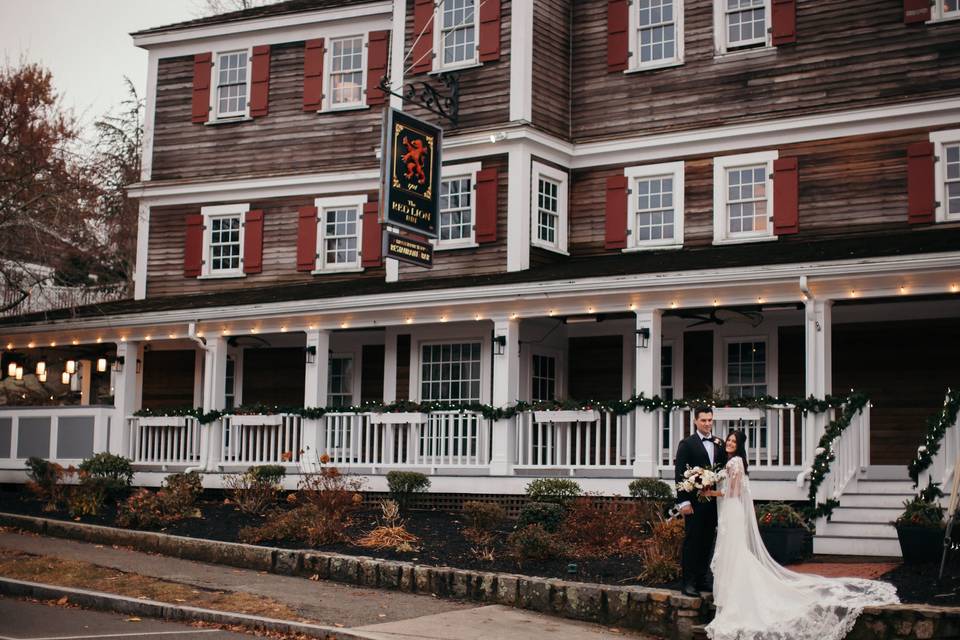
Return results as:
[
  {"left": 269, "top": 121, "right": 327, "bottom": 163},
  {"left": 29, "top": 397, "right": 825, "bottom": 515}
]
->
[{"left": 1, "top": 486, "right": 957, "bottom": 605}]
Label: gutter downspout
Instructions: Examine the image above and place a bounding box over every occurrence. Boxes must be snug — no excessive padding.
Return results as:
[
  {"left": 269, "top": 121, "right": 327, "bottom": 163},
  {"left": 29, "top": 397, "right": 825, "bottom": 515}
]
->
[{"left": 186, "top": 321, "right": 210, "bottom": 473}]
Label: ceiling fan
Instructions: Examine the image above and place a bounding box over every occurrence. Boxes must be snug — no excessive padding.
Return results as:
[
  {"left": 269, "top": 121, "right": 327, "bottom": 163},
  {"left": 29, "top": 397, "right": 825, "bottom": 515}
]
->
[{"left": 668, "top": 307, "right": 764, "bottom": 329}]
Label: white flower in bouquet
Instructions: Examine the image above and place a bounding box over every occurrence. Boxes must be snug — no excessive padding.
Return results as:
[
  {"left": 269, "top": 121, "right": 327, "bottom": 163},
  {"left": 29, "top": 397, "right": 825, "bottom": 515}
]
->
[{"left": 676, "top": 465, "right": 726, "bottom": 502}]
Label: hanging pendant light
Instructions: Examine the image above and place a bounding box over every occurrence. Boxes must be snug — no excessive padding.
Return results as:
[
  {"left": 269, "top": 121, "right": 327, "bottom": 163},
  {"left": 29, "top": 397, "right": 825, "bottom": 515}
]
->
[
  {"left": 96, "top": 357, "right": 108, "bottom": 373},
  {"left": 66, "top": 360, "right": 76, "bottom": 375},
  {"left": 61, "top": 371, "right": 71, "bottom": 385}
]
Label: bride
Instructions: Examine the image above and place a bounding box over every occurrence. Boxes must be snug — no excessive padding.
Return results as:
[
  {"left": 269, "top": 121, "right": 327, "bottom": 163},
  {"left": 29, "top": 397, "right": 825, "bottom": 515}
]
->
[{"left": 703, "top": 430, "right": 899, "bottom": 640}]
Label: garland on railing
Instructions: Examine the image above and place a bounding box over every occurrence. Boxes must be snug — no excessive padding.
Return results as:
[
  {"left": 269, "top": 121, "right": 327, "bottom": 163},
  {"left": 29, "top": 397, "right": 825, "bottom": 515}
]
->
[
  {"left": 800, "top": 392, "right": 871, "bottom": 521},
  {"left": 907, "top": 387, "right": 960, "bottom": 487},
  {"left": 132, "top": 393, "right": 859, "bottom": 425}
]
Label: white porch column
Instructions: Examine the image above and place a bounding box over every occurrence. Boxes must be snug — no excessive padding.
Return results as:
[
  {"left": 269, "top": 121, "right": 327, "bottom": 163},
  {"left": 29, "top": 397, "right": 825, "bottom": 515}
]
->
[
  {"left": 490, "top": 316, "right": 520, "bottom": 475},
  {"left": 383, "top": 327, "right": 399, "bottom": 403},
  {"left": 304, "top": 329, "right": 331, "bottom": 407},
  {"left": 633, "top": 309, "right": 662, "bottom": 477},
  {"left": 804, "top": 298, "right": 833, "bottom": 465},
  {"left": 111, "top": 341, "right": 142, "bottom": 456},
  {"left": 200, "top": 336, "right": 228, "bottom": 470}
]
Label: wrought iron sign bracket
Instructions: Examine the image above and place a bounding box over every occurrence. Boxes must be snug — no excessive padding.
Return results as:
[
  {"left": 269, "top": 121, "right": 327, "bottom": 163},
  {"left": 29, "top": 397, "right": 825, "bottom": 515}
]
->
[{"left": 378, "top": 73, "right": 460, "bottom": 126}]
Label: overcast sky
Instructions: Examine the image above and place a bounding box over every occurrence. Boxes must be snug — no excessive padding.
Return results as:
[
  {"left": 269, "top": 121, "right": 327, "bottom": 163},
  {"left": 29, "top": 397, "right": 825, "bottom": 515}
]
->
[{"left": 1, "top": 0, "right": 203, "bottom": 134}]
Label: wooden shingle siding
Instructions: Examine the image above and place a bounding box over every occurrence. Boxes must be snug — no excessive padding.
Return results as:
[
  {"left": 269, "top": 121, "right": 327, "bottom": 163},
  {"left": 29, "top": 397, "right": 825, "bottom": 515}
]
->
[
  {"left": 399, "top": 155, "right": 509, "bottom": 280},
  {"left": 569, "top": 128, "right": 955, "bottom": 257},
  {"left": 402, "top": 0, "right": 512, "bottom": 133},
  {"left": 532, "top": 0, "right": 571, "bottom": 139},
  {"left": 146, "top": 193, "right": 384, "bottom": 297},
  {"left": 571, "top": 0, "right": 960, "bottom": 141},
  {"left": 152, "top": 42, "right": 383, "bottom": 182}
]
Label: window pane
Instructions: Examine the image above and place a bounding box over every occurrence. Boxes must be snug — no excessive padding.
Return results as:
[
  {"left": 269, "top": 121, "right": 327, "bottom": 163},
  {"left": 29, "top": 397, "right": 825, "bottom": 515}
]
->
[
  {"left": 216, "top": 51, "right": 247, "bottom": 116},
  {"left": 439, "top": 177, "right": 473, "bottom": 241},
  {"left": 635, "top": 175, "right": 676, "bottom": 243},
  {"left": 330, "top": 36, "right": 364, "bottom": 105},
  {"left": 322, "top": 208, "right": 359, "bottom": 267},
  {"left": 726, "top": 165, "right": 768, "bottom": 235},
  {"left": 420, "top": 341, "right": 482, "bottom": 403}
]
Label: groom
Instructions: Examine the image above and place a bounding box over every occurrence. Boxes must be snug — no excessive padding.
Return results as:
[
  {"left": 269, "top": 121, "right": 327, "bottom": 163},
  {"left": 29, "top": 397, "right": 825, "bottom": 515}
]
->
[{"left": 674, "top": 405, "right": 726, "bottom": 597}]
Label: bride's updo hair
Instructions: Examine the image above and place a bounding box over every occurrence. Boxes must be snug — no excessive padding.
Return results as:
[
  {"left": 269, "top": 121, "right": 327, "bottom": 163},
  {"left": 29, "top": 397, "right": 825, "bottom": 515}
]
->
[{"left": 727, "top": 429, "right": 749, "bottom": 475}]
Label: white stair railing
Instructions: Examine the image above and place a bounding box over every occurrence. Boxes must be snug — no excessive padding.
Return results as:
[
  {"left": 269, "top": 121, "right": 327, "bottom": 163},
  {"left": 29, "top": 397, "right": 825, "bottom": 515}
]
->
[
  {"left": 515, "top": 409, "right": 636, "bottom": 469},
  {"left": 220, "top": 414, "right": 303, "bottom": 465},
  {"left": 815, "top": 402, "right": 871, "bottom": 532},
  {"left": 918, "top": 402, "right": 959, "bottom": 498},
  {"left": 128, "top": 416, "right": 201, "bottom": 465}
]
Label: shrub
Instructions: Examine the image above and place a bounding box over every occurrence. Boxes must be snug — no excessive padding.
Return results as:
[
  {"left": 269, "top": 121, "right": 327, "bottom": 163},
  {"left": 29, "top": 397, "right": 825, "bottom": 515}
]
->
[
  {"left": 224, "top": 467, "right": 283, "bottom": 516},
  {"left": 158, "top": 471, "right": 203, "bottom": 520},
  {"left": 628, "top": 478, "right": 674, "bottom": 501},
  {"left": 386, "top": 471, "right": 430, "bottom": 512},
  {"left": 506, "top": 524, "right": 565, "bottom": 564},
  {"left": 756, "top": 502, "right": 807, "bottom": 529},
  {"left": 67, "top": 479, "right": 108, "bottom": 517},
  {"left": 116, "top": 488, "right": 164, "bottom": 529},
  {"left": 78, "top": 453, "right": 133, "bottom": 500},
  {"left": 559, "top": 495, "right": 644, "bottom": 558},
  {"left": 356, "top": 501, "right": 419, "bottom": 552},
  {"left": 463, "top": 501, "right": 505, "bottom": 532},
  {"left": 896, "top": 496, "right": 945, "bottom": 529},
  {"left": 249, "top": 464, "right": 285, "bottom": 485},
  {"left": 24, "top": 457, "right": 72, "bottom": 511},
  {"left": 524, "top": 478, "right": 581, "bottom": 505},
  {"left": 517, "top": 501, "right": 565, "bottom": 533},
  {"left": 638, "top": 517, "right": 685, "bottom": 583},
  {"left": 241, "top": 466, "right": 364, "bottom": 546}
]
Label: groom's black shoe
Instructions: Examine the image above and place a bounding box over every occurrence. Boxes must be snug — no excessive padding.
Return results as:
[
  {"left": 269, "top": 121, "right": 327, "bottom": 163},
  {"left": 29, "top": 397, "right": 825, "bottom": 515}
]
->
[{"left": 681, "top": 583, "right": 700, "bottom": 598}]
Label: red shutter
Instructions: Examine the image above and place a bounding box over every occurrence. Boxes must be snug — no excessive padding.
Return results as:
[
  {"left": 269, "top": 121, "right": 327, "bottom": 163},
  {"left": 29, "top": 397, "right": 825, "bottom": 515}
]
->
[
  {"left": 361, "top": 201, "right": 383, "bottom": 268},
  {"left": 184, "top": 214, "right": 203, "bottom": 277},
  {"left": 478, "top": 0, "right": 502, "bottom": 62},
  {"left": 773, "top": 157, "right": 799, "bottom": 235},
  {"left": 366, "top": 30, "right": 390, "bottom": 106},
  {"left": 475, "top": 168, "right": 499, "bottom": 243},
  {"left": 605, "top": 175, "right": 629, "bottom": 250},
  {"left": 904, "top": 0, "right": 931, "bottom": 24},
  {"left": 297, "top": 206, "right": 318, "bottom": 271},
  {"left": 412, "top": 0, "right": 434, "bottom": 74},
  {"left": 191, "top": 53, "right": 212, "bottom": 123},
  {"left": 771, "top": 0, "right": 797, "bottom": 46},
  {"left": 250, "top": 45, "right": 270, "bottom": 117},
  {"left": 907, "top": 142, "right": 936, "bottom": 224},
  {"left": 607, "top": 0, "right": 629, "bottom": 73},
  {"left": 303, "top": 39, "right": 324, "bottom": 111},
  {"left": 243, "top": 210, "right": 264, "bottom": 274}
]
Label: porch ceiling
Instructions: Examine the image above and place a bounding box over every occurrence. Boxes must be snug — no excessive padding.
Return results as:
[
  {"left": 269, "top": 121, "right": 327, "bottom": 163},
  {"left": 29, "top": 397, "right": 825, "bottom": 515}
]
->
[{"left": 2, "top": 228, "right": 959, "bottom": 343}]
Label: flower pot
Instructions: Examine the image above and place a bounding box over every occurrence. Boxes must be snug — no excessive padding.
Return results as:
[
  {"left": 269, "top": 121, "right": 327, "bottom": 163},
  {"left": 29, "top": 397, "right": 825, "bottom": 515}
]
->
[
  {"left": 759, "top": 527, "right": 807, "bottom": 564},
  {"left": 896, "top": 525, "right": 945, "bottom": 564}
]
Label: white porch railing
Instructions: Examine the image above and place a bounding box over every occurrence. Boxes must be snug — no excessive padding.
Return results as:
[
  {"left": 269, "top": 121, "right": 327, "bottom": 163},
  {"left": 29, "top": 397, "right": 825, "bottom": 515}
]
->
[
  {"left": 221, "top": 414, "right": 303, "bottom": 465},
  {"left": 515, "top": 409, "right": 636, "bottom": 468},
  {"left": 816, "top": 403, "right": 871, "bottom": 515},
  {"left": 128, "top": 416, "right": 201, "bottom": 466},
  {"left": 658, "top": 404, "right": 807, "bottom": 471},
  {"left": 311, "top": 410, "right": 491, "bottom": 469},
  {"left": 918, "top": 404, "right": 959, "bottom": 498},
  {"left": 0, "top": 406, "right": 112, "bottom": 466}
]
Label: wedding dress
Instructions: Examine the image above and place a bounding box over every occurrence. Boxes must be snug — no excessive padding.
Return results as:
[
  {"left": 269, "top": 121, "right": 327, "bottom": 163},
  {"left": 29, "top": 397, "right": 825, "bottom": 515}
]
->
[{"left": 706, "top": 456, "right": 899, "bottom": 640}]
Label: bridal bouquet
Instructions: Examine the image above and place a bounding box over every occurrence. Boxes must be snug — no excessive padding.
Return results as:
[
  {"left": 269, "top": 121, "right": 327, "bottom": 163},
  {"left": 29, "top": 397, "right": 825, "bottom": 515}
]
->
[{"left": 677, "top": 465, "right": 727, "bottom": 502}]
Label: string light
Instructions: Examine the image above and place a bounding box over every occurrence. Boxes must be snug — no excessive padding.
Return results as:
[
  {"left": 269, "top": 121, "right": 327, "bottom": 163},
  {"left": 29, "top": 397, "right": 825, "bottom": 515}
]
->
[
  {"left": 899, "top": 285, "right": 907, "bottom": 295},
  {"left": 439, "top": 316, "right": 447, "bottom": 323},
  {"left": 951, "top": 284, "right": 958, "bottom": 293},
  {"left": 72, "top": 339, "right": 79, "bottom": 345},
  {"left": 49, "top": 341, "right": 56, "bottom": 347},
  {"left": 548, "top": 309, "right": 556, "bottom": 317},
  {"left": 587, "top": 306, "right": 594, "bottom": 314},
  {"left": 849, "top": 289, "right": 857, "bottom": 298},
  {"left": 168, "top": 333, "right": 177, "bottom": 339},
  {"left": 61, "top": 371, "right": 70, "bottom": 385},
  {"left": 96, "top": 337, "right": 102, "bottom": 344},
  {"left": 670, "top": 301, "right": 678, "bottom": 309},
  {"left": 628, "top": 303, "right": 636, "bottom": 311},
  {"left": 120, "top": 336, "right": 127, "bottom": 342},
  {"left": 405, "top": 317, "right": 413, "bottom": 325},
  {"left": 340, "top": 321, "right": 349, "bottom": 328},
  {"left": 474, "top": 314, "right": 482, "bottom": 321},
  {"left": 712, "top": 299, "right": 719, "bottom": 307},
  {"left": 510, "top": 313, "right": 519, "bottom": 320},
  {"left": 757, "top": 297, "right": 764, "bottom": 304},
  {"left": 145, "top": 335, "right": 152, "bottom": 341},
  {"left": 4, "top": 343, "right": 11, "bottom": 350},
  {"left": 27, "top": 342, "right": 35, "bottom": 349},
  {"left": 280, "top": 326, "right": 287, "bottom": 333},
  {"left": 250, "top": 327, "right": 259, "bottom": 334}
]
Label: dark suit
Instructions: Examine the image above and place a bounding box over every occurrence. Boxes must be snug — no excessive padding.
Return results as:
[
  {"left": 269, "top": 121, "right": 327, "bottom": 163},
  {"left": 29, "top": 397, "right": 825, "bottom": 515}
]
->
[{"left": 674, "top": 432, "right": 727, "bottom": 591}]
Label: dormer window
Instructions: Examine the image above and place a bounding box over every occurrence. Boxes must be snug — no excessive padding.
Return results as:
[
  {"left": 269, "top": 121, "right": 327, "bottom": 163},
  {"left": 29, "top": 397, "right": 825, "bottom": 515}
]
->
[{"left": 214, "top": 50, "right": 250, "bottom": 119}]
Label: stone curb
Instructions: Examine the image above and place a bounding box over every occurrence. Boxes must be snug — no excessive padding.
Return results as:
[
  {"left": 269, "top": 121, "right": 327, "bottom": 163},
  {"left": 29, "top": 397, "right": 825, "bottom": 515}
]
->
[
  {"left": 0, "top": 511, "right": 706, "bottom": 638},
  {"left": 5, "top": 512, "right": 959, "bottom": 640},
  {"left": 0, "top": 576, "right": 381, "bottom": 639}
]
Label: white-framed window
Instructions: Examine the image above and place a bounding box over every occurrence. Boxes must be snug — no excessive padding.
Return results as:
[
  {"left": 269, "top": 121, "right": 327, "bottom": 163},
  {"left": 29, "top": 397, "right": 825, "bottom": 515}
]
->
[
  {"left": 531, "top": 161, "right": 569, "bottom": 254},
  {"left": 326, "top": 35, "right": 366, "bottom": 110},
  {"left": 932, "top": 0, "right": 960, "bottom": 22},
  {"left": 713, "top": 0, "right": 771, "bottom": 54},
  {"left": 328, "top": 355, "right": 354, "bottom": 407},
  {"left": 713, "top": 150, "right": 778, "bottom": 245},
  {"left": 436, "top": 162, "right": 482, "bottom": 249},
  {"left": 420, "top": 341, "right": 483, "bottom": 404},
  {"left": 201, "top": 203, "right": 248, "bottom": 278},
  {"left": 628, "top": 0, "right": 684, "bottom": 71},
  {"left": 531, "top": 353, "right": 557, "bottom": 403},
  {"left": 212, "top": 49, "right": 251, "bottom": 119},
  {"left": 434, "top": 0, "right": 478, "bottom": 71},
  {"left": 624, "top": 161, "right": 684, "bottom": 250},
  {"left": 313, "top": 195, "right": 367, "bottom": 273},
  {"left": 725, "top": 338, "right": 767, "bottom": 398},
  {"left": 931, "top": 129, "right": 960, "bottom": 222}
]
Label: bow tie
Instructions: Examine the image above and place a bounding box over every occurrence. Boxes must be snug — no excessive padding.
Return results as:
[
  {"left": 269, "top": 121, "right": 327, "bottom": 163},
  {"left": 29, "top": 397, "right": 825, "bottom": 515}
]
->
[{"left": 701, "top": 436, "right": 714, "bottom": 442}]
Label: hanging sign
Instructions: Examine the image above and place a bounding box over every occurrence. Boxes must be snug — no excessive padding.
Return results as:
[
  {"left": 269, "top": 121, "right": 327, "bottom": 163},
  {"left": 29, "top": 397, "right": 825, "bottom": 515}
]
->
[
  {"left": 385, "top": 232, "right": 433, "bottom": 268},
  {"left": 380, "top": 108, "right": 441, "bottom": 238}
]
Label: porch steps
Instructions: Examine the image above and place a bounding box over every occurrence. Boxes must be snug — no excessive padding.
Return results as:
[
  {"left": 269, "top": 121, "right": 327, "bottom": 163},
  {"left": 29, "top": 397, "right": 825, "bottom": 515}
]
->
[{"left": 812, "top": 472, "right": 915, "bottom": 557}]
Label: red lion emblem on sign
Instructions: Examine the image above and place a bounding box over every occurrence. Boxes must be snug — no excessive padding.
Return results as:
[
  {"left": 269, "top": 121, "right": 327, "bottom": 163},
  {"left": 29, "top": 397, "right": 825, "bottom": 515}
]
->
[{"left": 400, "top": 136, "right": 428, "bottom": 185}]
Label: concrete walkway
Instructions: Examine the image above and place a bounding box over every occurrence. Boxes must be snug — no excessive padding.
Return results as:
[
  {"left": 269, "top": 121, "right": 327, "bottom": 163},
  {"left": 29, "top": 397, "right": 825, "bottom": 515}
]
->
[{"left": 0, "top": 529, "right": 654, "bottom": 639}]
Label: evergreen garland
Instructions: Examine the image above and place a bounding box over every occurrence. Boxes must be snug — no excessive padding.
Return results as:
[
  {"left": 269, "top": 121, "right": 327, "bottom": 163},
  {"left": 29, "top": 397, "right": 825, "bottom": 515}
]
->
[
  {"left": 907, "top": 388, "right": 960, "bottom": 487},
  {"left": 800, "top": 392, "right": 870, "bottom": 521}
]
